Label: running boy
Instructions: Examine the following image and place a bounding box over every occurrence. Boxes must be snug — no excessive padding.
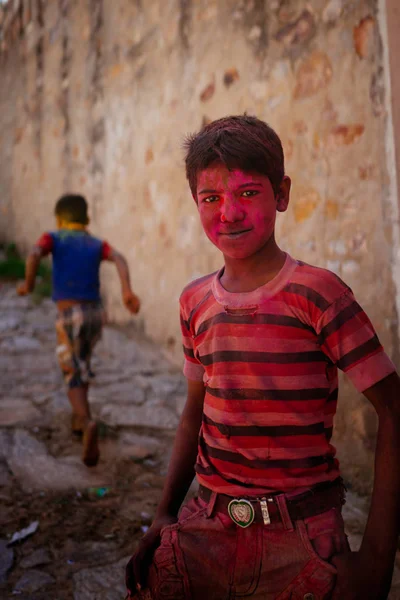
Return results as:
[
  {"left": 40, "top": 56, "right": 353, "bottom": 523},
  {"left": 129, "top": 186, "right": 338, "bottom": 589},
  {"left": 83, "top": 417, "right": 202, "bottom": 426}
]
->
[
  {"left": 17, "top": 194, "right": 140, "bottom": 467},
  {"left": 126, "top": 116, "right": 400, "bottom": 599}
]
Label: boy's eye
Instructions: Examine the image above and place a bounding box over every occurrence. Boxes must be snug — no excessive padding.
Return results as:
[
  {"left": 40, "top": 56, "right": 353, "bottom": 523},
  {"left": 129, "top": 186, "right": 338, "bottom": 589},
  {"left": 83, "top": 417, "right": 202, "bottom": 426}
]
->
[
  {"left": 203, "top": 195, "right": 219, "bottom": 203},
  {"left": 242, "top": 190, "right": 258, "bottom": 198}
]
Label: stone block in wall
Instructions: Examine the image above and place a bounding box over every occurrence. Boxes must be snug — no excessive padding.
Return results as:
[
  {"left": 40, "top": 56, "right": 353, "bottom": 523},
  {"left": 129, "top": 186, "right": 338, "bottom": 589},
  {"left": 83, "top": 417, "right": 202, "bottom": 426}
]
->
[
  {"left": 22, "top": 0, "right": 33, "bottom": 27},
  {"left": 322, "top": 0, "right": 343, "bottom": 24},
  {"left": 354, "top": 16, "right": 375, "bottom": 59},
  {"left": 293, "top": 51, "right": 333, "bottom": 99},
  {"left": 275, "top": 9, "right": 316, "bottom": 52},
  {"left": 24, "top": 19, "right": 42, "bottom": 53}
]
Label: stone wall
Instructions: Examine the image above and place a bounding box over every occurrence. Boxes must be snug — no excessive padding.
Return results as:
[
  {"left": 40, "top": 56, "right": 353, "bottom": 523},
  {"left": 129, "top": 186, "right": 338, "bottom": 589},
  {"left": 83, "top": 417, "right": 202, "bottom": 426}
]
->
[{"left": 1, "top": 0, "right": 399, "bottom": 492}]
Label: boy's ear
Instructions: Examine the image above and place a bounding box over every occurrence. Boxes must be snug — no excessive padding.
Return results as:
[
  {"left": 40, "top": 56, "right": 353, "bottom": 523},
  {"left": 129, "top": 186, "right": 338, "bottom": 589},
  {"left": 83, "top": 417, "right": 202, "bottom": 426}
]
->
[{"left": 276, "top": 176, "right": 291, "bottom": 213}]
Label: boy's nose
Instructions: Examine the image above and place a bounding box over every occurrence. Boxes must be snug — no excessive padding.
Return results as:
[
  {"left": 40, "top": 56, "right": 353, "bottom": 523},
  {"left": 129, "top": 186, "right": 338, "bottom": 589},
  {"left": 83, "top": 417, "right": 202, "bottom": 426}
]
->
[{"left": 221, "top": 198, "right": 245, "bottom": 222}]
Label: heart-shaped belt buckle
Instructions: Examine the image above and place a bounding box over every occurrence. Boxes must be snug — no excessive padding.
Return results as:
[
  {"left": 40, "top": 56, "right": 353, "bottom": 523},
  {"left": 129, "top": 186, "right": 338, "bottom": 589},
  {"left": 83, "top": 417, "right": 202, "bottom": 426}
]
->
[{"left": 228, "top": 498, "right": 255, "bottom": 528}]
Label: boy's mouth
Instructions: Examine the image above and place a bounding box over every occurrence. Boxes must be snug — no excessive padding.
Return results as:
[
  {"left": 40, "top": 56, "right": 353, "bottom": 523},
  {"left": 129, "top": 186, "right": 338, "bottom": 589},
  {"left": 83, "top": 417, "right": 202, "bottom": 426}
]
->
[{"left": 220, "top": 228, "right": 253, "bottom": 239}]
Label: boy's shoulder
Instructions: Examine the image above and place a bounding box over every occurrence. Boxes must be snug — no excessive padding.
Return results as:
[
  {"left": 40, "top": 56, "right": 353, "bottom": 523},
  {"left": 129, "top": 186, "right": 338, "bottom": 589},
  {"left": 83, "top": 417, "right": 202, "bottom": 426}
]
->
[
  {"left": 180, "top": 271, "right": 217, "bottom": 311},
  {"left": 290, "top": 258, "right": 352, "bottom": 307},
  {"left": 51, "top": 230, "right": 103, "bottom": 245}
]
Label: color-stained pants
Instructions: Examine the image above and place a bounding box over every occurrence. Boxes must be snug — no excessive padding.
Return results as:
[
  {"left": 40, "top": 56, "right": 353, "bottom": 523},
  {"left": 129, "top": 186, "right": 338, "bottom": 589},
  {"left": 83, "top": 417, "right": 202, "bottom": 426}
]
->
[
  {"left": 147, "top": 495, "right": 350, "bottom": 600},
  {"left": 55, "top": 303, "right": 105, "bottom": 388}
]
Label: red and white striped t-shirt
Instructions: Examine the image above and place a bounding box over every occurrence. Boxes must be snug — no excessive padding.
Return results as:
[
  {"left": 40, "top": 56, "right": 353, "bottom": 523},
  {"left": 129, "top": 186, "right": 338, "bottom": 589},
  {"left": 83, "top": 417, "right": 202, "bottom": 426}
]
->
[{"left": 180, "top": 254, "right": 395, "bottom": 495}]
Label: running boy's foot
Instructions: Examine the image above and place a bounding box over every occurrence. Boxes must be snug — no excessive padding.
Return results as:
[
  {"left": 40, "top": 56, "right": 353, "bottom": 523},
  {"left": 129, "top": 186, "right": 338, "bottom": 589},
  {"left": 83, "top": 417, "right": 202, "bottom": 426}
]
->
[{"left": 82, "top": 420, "right": 100, "bottom": 467}]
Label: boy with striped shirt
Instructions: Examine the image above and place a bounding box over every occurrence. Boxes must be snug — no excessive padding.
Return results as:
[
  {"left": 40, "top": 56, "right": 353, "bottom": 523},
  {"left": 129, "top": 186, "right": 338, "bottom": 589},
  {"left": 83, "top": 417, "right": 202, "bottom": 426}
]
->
[{"left": 126, "top": 116, "right": 400, "bottom": 599}]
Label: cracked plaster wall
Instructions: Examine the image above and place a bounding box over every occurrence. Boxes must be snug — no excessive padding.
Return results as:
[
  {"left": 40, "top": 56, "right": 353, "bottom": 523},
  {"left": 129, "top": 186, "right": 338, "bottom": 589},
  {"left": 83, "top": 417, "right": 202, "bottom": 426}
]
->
[{"left": 0, "top": 0, "right": 399, "bottom": 492}]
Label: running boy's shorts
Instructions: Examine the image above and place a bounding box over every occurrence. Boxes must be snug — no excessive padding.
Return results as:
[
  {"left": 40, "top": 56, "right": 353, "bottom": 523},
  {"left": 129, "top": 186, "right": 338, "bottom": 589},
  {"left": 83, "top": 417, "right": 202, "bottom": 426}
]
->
[{"left": 55, "top": 303, "right": 106, "bottom": 388}]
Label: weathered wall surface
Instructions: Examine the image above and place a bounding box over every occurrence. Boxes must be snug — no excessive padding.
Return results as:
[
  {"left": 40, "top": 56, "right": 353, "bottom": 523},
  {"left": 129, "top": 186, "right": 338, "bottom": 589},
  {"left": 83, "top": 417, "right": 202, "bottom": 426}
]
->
[{"left": 1, "top": 0, "right": 399, "bottom": 492}]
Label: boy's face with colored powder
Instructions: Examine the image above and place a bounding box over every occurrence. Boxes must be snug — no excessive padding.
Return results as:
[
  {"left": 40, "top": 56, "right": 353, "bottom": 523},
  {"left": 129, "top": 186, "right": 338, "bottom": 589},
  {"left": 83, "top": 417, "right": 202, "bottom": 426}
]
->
[{"left": 196, "top": 162, "right": 290, "bottom": 260}]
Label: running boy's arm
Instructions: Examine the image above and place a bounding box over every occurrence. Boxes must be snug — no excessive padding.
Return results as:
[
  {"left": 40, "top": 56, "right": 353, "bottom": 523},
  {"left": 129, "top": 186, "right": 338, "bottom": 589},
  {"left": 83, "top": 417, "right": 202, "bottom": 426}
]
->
[
  {"left": 332, "top": 371, "right": 400, "bottom": 600},
  {"left": 17, "top": 236, "right": 50, "bottom": 295},
  {"left": 126, "top": 378, "right": 205, "bottom": 596},
  {"left": 105, "top": 247, "right": 140, "bottom": 314}
]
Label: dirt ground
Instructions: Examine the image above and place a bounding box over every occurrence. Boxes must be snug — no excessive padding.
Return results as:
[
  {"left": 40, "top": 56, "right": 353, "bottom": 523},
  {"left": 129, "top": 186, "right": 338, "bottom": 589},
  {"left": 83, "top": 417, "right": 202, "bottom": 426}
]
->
[
  {"left": 0, "top": 282, "right": 182, "bottom": 599},
  {"left": 1, "top": 455, "right": 167, "bottom": 599}
]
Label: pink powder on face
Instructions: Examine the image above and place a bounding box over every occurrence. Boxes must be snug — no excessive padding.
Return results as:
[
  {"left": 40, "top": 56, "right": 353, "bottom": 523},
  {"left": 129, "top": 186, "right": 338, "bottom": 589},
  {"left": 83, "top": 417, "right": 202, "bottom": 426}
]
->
[{"left": 196, "top": 163, "right": 278, "bottom": 260}]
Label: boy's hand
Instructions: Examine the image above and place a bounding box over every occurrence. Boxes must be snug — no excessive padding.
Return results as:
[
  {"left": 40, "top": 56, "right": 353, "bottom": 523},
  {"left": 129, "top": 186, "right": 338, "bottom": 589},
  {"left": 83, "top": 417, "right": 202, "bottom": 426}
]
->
[
  {"left": 123, "top": 290, "right": 140, "bottom": 314},
  {"left": 125, "top": 515, "right": 177, "bottom": 596},
  {"left": 331, "top": 551, "right": 392, "bottom": 599},
  {"left": 17, "top": 282, "right": 31, "bottom": 296}
]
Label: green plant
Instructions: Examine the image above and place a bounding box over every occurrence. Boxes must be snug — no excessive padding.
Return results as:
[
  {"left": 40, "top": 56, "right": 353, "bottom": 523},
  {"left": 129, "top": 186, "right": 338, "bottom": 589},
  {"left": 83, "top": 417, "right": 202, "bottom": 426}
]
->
[
  {"left": 0, "top": 256, "right": 51, "bottom": 281},
  {"left": 5, "top": 242, "right": 20, "bottom": 259},
  {"left": 0, "top": 242, "right": 52, "bottom": 300}
]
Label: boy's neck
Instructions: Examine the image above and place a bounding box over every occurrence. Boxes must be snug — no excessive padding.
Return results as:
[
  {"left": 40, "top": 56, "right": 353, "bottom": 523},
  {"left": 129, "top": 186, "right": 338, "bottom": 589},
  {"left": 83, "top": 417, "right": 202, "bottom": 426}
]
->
[
  {"left": 58, "top": 222, "right": 87, "bottom": 232},
  {"left": 221, "top": 236, "right": 286, "bottom": 293}
]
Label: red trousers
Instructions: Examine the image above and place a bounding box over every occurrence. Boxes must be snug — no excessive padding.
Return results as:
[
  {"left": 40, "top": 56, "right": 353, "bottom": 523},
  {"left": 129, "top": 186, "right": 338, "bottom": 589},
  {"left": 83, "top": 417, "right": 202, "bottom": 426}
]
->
[{"left": 147, "top": 493, "right": 350, "bottom": 600}]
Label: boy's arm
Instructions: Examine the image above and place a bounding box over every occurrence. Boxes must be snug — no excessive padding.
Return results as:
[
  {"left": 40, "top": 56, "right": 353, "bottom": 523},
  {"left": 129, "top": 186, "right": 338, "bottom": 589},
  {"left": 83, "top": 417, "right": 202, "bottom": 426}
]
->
[
  {"left": 126, "top": 378, "right": 205, "bottom": 595},
  {"left": 17, "top": 246, "right": 45, "bottom": 295},
  {"left": 17, "top": 233, "right": 53, "bottom": 295},
  {"left": 105, "top": 247, "right": 140, "bottom": 314},
  {"left": 332, "top": 371, "right": 400, "bottom": 599},
  {"left": 154, "top": 378, "right": 205, "bottom": 519},
  {"left": 315, "top": 288, "right": 400, "bottom": 598}
]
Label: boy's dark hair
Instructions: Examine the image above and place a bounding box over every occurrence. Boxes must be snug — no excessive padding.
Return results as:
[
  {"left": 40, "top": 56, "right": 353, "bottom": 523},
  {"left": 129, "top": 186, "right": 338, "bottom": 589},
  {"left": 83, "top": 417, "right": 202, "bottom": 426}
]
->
[
  {"left": 184, "top": 115, "right": 285, "bottom": 199},
  {"left": 55, "top": 194, "right": 89, "bottom": 225}
]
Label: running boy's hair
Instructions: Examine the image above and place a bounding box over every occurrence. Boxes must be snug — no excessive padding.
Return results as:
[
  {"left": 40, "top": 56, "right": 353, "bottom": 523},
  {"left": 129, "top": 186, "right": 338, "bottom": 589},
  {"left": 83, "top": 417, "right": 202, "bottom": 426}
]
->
[
  {"left": 55, "top": 194, "right": 89, "bottom": 225},
  {"left": 184, "top": 115, "right": 285, "bottom": 199}
]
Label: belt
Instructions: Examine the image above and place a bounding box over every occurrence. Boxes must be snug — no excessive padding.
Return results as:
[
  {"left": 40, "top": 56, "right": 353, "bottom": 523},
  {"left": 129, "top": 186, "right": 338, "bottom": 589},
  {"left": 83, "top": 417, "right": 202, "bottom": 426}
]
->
[{"left": 198, "top": 478, "right": 345, "bottom": 528}]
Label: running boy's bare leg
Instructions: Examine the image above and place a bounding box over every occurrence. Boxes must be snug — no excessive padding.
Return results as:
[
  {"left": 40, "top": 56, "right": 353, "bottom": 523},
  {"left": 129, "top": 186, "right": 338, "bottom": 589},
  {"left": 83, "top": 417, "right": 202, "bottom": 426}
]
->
[
  {"left": 70, "top": 383, "right": 89, "bottom": 434},
  {"left": 68, "top": 385, "right": 99, "bottom": 466}
]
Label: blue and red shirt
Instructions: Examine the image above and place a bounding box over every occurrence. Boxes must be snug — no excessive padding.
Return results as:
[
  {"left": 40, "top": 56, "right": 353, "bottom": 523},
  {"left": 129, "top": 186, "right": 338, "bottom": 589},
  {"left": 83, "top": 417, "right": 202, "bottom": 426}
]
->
[{"left": 36, "top": 230, "right": 112, "bottom": 302}]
